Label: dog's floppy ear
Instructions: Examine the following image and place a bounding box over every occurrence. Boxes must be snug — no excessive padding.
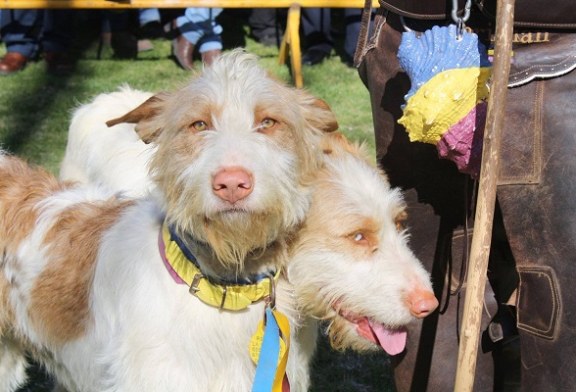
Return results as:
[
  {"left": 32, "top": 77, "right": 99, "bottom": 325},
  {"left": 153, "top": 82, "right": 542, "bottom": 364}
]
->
[
  {"left": 106, "top": 93, "right": 168, "bottom": 144},
  {"left": 311, "top": 99, "right": 339, "bottom": 133},
  {"left": 298, "top": 92, "right": 339, "bottom": 133}
]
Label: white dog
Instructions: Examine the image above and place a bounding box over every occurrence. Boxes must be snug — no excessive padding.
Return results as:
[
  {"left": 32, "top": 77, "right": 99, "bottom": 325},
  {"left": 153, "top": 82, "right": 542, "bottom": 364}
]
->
[
  {"left": 60, "top": 87, "right": 155, "bottom": 197},
  {"left": 0, "top": 50, "right": 437, "bottom": 391}
]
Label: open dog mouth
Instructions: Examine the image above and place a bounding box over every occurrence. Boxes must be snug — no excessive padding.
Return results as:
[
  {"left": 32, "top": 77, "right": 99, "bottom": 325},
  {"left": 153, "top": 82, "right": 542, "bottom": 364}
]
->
[{"left": 338, "top": 308, "right": 407, "bottom": 355}]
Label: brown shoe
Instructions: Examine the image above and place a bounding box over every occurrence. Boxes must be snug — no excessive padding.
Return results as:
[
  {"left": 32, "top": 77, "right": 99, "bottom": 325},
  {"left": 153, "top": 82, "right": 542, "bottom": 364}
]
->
[
  {"left": 172, "top": 35, "right": 194, "bottom": 70},
  {"left": 201, "top": 49, "right": 221, "bottom": 66},
  {"left": 44, "top": 52, "right": 74, "bottom": 75},
  {"left": 0, "top": 52, "right": 28, "bottom": 75}
]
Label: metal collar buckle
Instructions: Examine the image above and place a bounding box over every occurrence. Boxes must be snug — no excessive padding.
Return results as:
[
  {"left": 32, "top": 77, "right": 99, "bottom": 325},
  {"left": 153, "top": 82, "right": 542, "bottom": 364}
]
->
[
  {"left": 189, "top": 273, "right": 204, "bottom": 295},
  {"left": 266, "top": 274, "right": 276, "bottom": 309}
]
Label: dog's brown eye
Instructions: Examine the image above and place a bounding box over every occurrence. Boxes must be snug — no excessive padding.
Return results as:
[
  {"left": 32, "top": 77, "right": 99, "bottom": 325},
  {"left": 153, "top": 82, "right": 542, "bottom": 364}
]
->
[
  {"left": 257, "top": 118, "right": 277, "bottom": 133},
  {"left": 348, "top": 230, "right": 378, "bottom": 253},
  {"left": 262, "top": 118, "right": 276, "bottom": 128},
  {"left": 191, "top": 121, "right": 208, "bottom": 131},
  {"left": 352, "top": 232, "right": 371, "bottom": 248}
]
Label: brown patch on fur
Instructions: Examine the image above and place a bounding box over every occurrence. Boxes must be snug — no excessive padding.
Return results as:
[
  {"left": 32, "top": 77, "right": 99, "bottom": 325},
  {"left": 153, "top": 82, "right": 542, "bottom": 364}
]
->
[
  {"left": 320, "top": 132, "right": 370, "bottom": 158},
  {"left": 0, "top": 155, "right": 67, "bottom": 256},
  {"left": 0, "top": 268, "right": 14, "bottom": 337},
  {"left": 29, "top": 198, "right": 133, "bottom": 346}
]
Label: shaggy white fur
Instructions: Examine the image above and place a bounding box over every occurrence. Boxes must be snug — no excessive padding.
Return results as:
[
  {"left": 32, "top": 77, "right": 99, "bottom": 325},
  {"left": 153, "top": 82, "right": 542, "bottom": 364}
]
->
[
  {"left": 0, "top": 50, "right": 437, "bottom": 392},
  {"left": 60, "top": 87, "right": 155, "bottom": 197}
]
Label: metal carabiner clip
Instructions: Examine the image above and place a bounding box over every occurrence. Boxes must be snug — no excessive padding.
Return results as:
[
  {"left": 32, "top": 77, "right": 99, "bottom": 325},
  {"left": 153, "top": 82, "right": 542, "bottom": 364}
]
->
[{"left": 451, "top": 0, "right": 472, "bottom": 39}]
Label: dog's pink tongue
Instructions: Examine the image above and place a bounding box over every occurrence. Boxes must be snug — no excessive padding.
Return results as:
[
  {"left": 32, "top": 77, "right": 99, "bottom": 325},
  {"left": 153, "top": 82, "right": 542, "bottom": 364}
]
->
[{"left": 357, "top": 318, "right": 407, "bottom": 355}]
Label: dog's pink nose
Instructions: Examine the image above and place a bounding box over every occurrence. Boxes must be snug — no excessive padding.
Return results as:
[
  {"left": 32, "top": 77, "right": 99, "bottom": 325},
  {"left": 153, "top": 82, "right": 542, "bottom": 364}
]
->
[
  {"left": 212, "top": 167, "right": 253, "bottom": 203},
  {"left": 406, "top": 289, "right": 438, "bottom": 319}
]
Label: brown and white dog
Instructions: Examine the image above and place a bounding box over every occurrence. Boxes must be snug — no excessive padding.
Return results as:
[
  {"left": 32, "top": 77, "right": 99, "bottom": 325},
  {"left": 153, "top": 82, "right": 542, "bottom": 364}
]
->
[
  {"left": 0, "top": 50, "right": 437, "bottom": 391},
  {"left": 288, "top": 133, "right": 438, "bottom": 356}
]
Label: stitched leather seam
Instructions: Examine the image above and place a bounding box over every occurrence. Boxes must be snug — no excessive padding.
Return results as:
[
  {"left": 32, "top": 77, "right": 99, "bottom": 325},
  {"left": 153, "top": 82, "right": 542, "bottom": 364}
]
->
[
  {"left": 517, "top": 266, "right": 560, "bottom": 339},
  {"left": 508, "top": 56, "right": 576, "bottom": 88},
  {"left": 532, "top": 82, "right": 543, "bottom": 184},
  {"left": 366, "top": 8, "right": 388, "bottom": 53},
  {"left": 498, "top": 81, "right": 543, "bottom": 185}
]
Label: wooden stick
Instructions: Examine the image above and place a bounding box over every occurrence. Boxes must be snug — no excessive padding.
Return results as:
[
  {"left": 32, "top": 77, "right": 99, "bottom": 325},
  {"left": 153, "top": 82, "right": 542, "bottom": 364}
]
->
[{"left": 453, "top": 0, "right": 515, "bottom": 390}]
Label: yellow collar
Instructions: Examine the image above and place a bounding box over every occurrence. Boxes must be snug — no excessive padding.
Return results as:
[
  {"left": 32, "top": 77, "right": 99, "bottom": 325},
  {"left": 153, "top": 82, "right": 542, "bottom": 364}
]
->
[{"left": 159, "top": 223, "right": 280, "bottom": 311}]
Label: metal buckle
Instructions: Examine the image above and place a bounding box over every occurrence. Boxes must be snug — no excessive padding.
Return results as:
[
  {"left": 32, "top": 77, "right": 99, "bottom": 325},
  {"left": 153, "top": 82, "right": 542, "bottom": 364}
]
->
[
  {"left": 190, "top": 273, "right": 229, "bottom": 309},
  {"left": 267, "top": 274, "right": 276, "bottom": 309},
  {"left": 219, "top": 285, "right": 228, "bottom": 309},
  {"left": 189, "top": 273, "right": 204, "bottom": 295}
]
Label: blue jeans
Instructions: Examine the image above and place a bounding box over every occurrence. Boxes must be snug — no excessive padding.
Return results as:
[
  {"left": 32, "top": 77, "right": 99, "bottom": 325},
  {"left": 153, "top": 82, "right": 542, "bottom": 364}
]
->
[{"left": 0, "top": 9, "right": 71, "bottom": 58}]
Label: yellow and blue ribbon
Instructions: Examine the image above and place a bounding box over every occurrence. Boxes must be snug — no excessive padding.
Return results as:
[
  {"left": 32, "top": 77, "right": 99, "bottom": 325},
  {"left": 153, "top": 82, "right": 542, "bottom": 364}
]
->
[{"left": 252, "top": 307, "right": 291, "bottom": 392}]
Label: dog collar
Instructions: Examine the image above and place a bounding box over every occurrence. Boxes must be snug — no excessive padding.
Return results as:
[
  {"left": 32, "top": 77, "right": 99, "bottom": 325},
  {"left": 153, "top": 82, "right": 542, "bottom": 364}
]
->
[{"left": 158, "top": 223, "right": 279, "bottom": 311}]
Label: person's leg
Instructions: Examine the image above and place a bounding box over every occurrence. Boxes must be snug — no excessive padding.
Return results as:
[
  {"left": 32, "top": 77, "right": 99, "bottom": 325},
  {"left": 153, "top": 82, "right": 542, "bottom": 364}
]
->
[
  {"left": 40, "top": 10, "right": 74, "bottom": 74},
  {"left": 0, "top": 9, "right": 42, "bottom": 74},
  {"left": 177, "top": 8, "right": 223, "bottom": 47},
  {"left": 301, "top": 8, "right": 332, "bottom": 65},
  {"left": 497, "top": 35, "right": 576, "bottom": 389},
  {"left": 176, "top": 8, "right": 223, "bottom": 67},
  {"left": 138, "top": 8, "right": 163, "bottom": 39},
  {"left": 342, "top": 8, "right": 363, "bottom": 65},
  {"left": 0, "top": 9, "right": 42, "bottom": 58},
  {"left": 248, "top": 8, "right": 281, "bottom": 46},
  {"left": 41, "top": 10, "right": 72, "bottom": 55},
  {"left": 105, "top": 10, "right": 138, "bottom": 59}
]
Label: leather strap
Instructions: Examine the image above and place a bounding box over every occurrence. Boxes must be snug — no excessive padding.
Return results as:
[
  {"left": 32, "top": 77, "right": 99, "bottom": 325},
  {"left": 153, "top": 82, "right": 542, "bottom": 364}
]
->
[{"left": 379, "top": 0, "right": 576, "bottom": 28}]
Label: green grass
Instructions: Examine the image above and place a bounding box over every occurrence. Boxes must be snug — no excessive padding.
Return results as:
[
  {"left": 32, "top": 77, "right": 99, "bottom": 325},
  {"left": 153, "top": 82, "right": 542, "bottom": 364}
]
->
[{"left": 2, "top": 10, "right": 392, "bottom": 392}]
